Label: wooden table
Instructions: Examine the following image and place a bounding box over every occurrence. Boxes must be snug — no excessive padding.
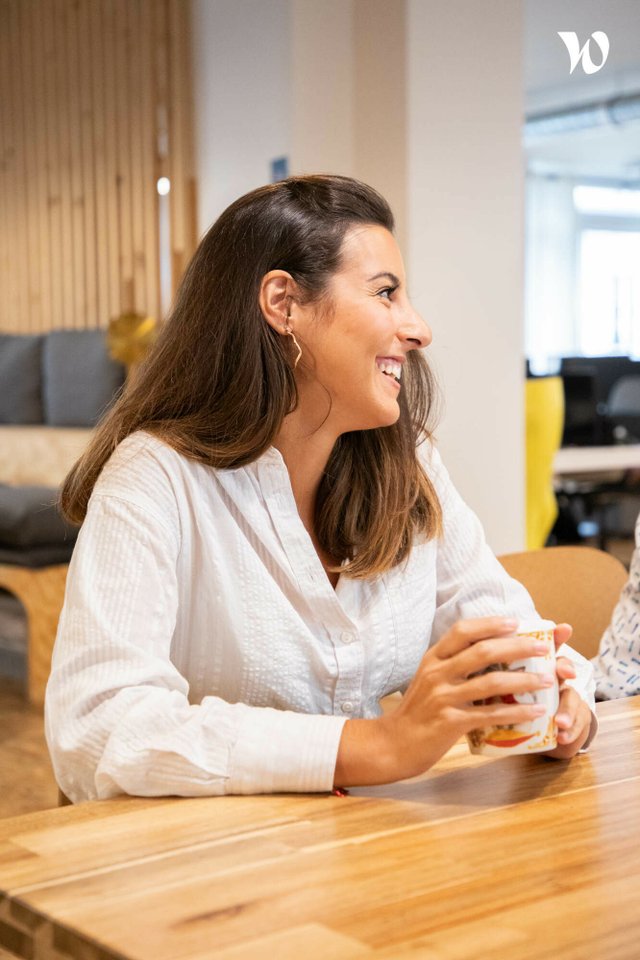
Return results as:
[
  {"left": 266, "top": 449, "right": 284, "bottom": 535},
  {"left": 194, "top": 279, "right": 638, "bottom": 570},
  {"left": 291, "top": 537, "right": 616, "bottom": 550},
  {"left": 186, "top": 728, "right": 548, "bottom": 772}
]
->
[{"left": 1, "top": 696, "right": 639, "bottom": 960}]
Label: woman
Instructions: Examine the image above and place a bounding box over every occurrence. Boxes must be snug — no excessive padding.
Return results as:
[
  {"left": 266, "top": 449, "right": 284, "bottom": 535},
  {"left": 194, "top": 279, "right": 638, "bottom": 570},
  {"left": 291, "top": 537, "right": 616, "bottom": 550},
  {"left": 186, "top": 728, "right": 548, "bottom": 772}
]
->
[{"left": 45, "top": 175, "right": 595, "bottom": 802}]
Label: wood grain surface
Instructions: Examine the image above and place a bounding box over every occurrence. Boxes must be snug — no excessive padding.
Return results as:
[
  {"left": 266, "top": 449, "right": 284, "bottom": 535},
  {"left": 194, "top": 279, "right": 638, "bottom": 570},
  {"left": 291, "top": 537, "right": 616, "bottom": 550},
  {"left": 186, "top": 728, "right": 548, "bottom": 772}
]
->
[
  {"left": 0, "top": 0, "right": 195, "bottom": 335},
  {"left": 0, "top": 697, "right": 638, "bottom": 960}
]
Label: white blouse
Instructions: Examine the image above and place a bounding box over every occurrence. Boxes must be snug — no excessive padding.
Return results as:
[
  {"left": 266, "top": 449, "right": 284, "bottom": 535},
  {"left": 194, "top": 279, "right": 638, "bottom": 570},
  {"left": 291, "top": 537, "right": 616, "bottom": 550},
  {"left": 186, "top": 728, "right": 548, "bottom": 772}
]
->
[
  {"left": 45, "top": 432, "right": 596, "bottom": 803},
  {"left": 592, "top": 512, "right": 640, "bottom": 699}
]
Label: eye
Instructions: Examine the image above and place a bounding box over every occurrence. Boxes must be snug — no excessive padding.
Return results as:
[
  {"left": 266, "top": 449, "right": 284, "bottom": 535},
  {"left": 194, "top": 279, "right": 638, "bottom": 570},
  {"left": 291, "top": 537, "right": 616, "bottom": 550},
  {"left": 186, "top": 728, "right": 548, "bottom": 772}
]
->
[{"left": 377, "top": 285, "right": 398, "bottom": 301}]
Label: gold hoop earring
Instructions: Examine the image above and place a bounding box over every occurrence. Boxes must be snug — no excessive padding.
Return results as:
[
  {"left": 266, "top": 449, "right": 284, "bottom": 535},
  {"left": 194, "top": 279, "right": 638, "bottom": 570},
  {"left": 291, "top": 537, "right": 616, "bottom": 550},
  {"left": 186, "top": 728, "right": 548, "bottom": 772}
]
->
[{"left": 285, "top": 321, "right": 302, "bottom": 370}]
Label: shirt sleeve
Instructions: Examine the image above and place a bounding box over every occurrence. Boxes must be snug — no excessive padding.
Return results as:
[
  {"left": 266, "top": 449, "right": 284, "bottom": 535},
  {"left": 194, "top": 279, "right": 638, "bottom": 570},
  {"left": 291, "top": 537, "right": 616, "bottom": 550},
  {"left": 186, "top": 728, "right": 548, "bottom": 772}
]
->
[
  {"left": 591, "top": 514, "right": 640, "bottom": 699},
  {"left": 422, "top": 442, "right": 597, "bottom": 742},
  {"left": 44, "top": 492, "right": 346, "bottom": 803}
]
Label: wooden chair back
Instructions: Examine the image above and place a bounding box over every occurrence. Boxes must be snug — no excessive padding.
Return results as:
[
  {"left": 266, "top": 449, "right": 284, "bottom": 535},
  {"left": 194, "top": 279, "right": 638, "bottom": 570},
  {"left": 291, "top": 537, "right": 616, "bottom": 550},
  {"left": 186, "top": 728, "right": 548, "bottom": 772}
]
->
[
  {"left": 0, "top": 563, "right": 68, "bottom": 706},
  {"left": 498, "top": 545, "right": 628, "bottom": 659}
]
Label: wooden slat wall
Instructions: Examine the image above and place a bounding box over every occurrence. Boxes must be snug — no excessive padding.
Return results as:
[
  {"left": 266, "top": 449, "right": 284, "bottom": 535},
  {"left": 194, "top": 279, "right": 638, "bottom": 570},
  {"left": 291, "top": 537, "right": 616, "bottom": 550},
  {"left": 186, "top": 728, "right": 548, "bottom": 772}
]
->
[{"left": 0, "top": 0, "right": 196, "bottom": 334}]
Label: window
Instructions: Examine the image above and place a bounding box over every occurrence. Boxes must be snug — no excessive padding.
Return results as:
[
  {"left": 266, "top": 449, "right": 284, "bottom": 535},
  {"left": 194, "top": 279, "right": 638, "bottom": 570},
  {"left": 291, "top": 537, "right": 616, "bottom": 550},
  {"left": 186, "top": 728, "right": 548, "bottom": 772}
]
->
[
  {"left": 578, "top": 228, "right": 640, "bottom": 357},
  {"left": 574, "top": 185, "right": 640, "bottom": 360},
  {"left": 574, "top": 185, "right": 640, "bottom": 217},
  {"left": 525, "top": 177, "right": 640, "bottom": 371}
]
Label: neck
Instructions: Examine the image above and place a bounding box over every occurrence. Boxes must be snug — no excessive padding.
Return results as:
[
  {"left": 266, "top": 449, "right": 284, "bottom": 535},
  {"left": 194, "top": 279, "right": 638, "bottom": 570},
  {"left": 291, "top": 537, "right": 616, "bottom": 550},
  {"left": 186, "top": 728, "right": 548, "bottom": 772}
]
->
[{"left": 272, "top": 405, "right": 338, "bottom": 530}]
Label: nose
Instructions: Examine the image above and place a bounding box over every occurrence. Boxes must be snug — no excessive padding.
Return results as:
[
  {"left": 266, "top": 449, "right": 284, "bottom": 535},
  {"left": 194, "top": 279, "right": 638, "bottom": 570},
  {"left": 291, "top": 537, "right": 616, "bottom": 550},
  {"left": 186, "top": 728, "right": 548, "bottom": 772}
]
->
[{"left": 399, "top": 305, "right": 432, "bottom": 350}]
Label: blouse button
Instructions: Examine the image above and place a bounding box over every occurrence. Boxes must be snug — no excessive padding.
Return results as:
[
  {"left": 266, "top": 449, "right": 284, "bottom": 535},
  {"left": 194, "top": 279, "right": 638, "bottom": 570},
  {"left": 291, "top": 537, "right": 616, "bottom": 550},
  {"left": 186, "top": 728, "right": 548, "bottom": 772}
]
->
[
  {"left": 341, "top": 631, "right": 356, "bottom": 644},
  {"left": 341, "top": 701, "right": 354, "bottom": 714}
]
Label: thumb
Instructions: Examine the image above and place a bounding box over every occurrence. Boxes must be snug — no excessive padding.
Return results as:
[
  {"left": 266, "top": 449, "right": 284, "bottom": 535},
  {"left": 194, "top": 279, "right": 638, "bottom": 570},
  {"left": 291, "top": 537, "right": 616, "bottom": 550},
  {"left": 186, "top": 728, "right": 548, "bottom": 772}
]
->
[{"left": 553, "top": 622, "right": 573, "bottom": 651}]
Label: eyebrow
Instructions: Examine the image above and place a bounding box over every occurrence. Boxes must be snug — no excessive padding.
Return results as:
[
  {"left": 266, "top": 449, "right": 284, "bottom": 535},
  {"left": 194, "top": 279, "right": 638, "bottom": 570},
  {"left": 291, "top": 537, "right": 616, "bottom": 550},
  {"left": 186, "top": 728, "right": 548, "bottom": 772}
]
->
[{"left": 367, "top": 271, "right": 401, "bottom": 287}]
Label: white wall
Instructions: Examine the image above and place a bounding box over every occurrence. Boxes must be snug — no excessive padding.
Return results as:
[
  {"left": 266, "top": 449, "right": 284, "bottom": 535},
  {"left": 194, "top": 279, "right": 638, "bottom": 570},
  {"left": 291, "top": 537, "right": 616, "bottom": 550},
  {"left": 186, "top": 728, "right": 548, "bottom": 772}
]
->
[
  {"left": 192, "top": 0, "right": 407, "bottom": 237},
  {"left": 290, "top": 0, "right": 354, "bottom": 174},
  {"left": 353, "top": 0, "right": 408, "bottom": 251},
  {"left": 407, "top": 0, "right": 526, "bottom": 553},
  {"left": 292, "top": 0, "right": 408, "bottom": 248},
  {"left": 191, "top": 0, "right": 291, "bottom": 235}
]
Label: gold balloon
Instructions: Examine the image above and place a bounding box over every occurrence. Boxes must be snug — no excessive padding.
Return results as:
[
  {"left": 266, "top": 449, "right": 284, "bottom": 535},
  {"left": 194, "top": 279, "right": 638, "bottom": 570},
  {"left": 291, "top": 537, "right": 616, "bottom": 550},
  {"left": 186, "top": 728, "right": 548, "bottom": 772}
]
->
[{"left": 107, "top": 313, "right": 158, "bottom": 367}]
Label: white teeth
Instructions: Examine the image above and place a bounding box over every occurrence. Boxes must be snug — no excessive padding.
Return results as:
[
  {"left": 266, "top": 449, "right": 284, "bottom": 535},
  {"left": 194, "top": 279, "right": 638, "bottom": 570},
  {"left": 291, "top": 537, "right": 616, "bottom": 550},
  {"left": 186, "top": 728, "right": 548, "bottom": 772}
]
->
[{"left": 376, "top": 359, "right": 402, "bottom": 381}]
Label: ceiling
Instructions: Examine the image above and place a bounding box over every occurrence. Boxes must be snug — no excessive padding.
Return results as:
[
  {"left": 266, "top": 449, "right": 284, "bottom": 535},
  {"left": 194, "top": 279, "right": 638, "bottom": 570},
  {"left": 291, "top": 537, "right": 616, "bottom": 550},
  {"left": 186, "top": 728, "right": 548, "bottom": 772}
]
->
[{"left": 524, "top": 0, "right": 640, "bottom": 181}]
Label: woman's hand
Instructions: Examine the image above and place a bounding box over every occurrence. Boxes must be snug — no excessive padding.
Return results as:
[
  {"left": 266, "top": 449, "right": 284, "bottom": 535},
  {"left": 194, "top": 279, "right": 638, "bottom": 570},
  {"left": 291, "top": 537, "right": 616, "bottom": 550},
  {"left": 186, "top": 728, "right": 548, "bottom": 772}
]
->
[
  {"left": 334, "top": 616, "right": 556, "bottom": 786},
  {"left": 541, "top": 622, "right": 594, "bottom": 759}
]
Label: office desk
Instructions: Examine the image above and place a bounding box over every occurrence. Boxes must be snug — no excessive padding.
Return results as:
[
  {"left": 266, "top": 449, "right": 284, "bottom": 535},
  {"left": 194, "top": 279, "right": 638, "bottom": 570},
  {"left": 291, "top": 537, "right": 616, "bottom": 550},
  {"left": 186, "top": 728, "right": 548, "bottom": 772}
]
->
[
  {"left": 0, "top": 696, "right": 639, "bottom": 960},
  {"left": 554, "top": 443, "right": 640, "bottom": 476}
]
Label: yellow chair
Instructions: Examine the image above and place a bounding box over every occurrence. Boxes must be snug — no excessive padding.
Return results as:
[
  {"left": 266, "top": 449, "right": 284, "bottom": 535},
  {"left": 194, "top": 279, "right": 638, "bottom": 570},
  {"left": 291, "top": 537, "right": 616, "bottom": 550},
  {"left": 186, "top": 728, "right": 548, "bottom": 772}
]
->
[
  {"left": 498, "top": 546, "right": 627, "bottom": 659},
  {"left": 525, "top": 376, "right": 564, "bottom": 550}
]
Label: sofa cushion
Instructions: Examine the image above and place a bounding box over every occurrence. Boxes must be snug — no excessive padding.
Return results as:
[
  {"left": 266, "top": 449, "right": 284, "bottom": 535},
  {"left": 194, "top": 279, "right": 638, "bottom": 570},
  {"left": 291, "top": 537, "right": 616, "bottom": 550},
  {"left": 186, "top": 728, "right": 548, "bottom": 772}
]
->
[
  {"left": 0, "top": 484, "right": 79, "bottom": 549},
  {"left": 43, "top": 330, "right": 126, "bottom": 427},
  {"left": 0, "top": 425, "right": 93, "bottom": 486},
  {"left": 0, "top": 543, "right": 76, "bottom": 568},
  {"left": 0, "top": 334, "right": 44, "bottom": 424}
]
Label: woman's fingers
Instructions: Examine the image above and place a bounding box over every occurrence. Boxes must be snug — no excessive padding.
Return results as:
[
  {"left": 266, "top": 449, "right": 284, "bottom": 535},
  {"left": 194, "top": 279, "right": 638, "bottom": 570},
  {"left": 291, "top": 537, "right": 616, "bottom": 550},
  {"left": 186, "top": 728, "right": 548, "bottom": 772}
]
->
[
  {"left": 556, "top": 655, "right": 577, "bottom": 682},
  {"left": 555, "top": 686, "right": 584, "bottom": 743},
  {"left": 434, "top": 617, "right": 518, "bottom": 660},
  {"left": 543, "top": 687, "right": 593, "bottom": 758},
  {"left": 436, "top": 618, "right": 569, "bottom": 673},
  {"left": 399, "top": 617, "right": 588, "bottom": 772},
  {"left": 455, "top": 634, "right": 550, "bottom": 678},
  {"left": 462, "top": 666, "right": 555, "bottom": 705},
  {"left": 467, "top": 699, "right": 546, "bottom": 730},
  {"left": 553, "top": 622, "right": 573, "bottom": 650}
]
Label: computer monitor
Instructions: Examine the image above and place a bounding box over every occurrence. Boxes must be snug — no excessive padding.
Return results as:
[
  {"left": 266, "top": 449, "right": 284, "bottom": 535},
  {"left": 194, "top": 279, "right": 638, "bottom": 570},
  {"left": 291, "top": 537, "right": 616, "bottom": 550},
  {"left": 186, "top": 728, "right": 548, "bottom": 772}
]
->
[{"left": 559, "top": 356, "right": 640, "bottom": 446}]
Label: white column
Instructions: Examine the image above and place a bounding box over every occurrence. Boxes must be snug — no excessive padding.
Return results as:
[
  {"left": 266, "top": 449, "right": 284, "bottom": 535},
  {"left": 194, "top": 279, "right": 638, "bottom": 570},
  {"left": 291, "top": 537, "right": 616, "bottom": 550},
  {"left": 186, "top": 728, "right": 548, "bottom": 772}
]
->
[
  {"left": 352, "top": 0, "right": 408, "bottom": 251},
  {"left": 407, "top": 0, "right": 526, "bottom": 553}
]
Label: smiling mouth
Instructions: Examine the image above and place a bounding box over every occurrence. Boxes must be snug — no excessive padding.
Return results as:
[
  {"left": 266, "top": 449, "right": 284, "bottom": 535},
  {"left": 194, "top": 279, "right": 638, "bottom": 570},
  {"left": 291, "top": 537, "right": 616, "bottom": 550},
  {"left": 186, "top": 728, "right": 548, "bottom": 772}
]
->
[{"left": 376, "top": 358, "right": 402, "bottom": 385}]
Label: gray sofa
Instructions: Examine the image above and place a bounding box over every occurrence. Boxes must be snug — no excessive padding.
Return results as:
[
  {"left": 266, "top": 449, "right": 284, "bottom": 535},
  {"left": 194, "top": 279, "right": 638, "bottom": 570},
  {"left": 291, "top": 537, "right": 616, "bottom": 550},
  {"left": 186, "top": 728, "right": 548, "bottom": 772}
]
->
[{"left": 0, "top": 329, "right": 125, "bottom": 566}]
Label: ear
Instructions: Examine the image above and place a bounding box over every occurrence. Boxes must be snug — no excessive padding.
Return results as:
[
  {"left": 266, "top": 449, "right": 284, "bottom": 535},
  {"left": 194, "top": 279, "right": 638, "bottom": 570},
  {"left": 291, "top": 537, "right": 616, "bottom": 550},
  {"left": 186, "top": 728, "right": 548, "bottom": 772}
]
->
[{"left": 259, "top": 270, "right": 297, "bottom": 334}]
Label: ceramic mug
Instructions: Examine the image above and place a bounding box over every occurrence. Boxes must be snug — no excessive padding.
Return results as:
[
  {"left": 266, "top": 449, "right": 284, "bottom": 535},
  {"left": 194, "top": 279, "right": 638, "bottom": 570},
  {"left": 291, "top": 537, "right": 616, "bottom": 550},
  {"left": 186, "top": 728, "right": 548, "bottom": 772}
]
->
[{"left": 467, "top": 618, "right": 558, "bottom": 757}]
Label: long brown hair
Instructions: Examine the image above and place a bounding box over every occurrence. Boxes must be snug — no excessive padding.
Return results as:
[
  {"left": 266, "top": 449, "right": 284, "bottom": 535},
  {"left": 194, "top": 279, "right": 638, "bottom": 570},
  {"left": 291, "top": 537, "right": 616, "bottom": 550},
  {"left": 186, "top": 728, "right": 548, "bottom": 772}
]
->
[{"left": 61, "top": 174, "right": 442, "bottom": 577}]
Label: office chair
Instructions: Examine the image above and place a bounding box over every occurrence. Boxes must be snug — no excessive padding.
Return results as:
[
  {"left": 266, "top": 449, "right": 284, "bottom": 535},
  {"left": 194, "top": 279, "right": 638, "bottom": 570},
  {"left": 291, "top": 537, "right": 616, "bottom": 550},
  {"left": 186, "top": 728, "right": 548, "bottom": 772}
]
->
[{"left": 608, "top": 374, "right": 640, "bottom": 443}]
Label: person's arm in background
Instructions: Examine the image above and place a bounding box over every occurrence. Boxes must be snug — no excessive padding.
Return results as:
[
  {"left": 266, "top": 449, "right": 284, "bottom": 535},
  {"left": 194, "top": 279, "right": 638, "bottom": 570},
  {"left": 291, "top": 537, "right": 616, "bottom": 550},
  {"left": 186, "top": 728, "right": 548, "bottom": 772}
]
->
[
  {"left": 592, "top": 512, "right": 640, "bottom": 700},
  {"left": 422, "top": 441, "right": 596, "bottom": 754}
]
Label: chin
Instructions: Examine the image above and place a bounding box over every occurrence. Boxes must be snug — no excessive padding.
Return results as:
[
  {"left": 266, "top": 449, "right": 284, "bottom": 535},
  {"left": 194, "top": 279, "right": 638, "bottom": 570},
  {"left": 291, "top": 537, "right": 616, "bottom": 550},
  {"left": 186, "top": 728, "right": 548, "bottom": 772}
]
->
[
  {"left": 338, "top": 390, "right": 401, "bottom": 432},
  {"left": 379, "top": 407, "right": 401, "bottom": 428},
  {"left": 360, "top": 402, "right": 401, "bottom": 431}
]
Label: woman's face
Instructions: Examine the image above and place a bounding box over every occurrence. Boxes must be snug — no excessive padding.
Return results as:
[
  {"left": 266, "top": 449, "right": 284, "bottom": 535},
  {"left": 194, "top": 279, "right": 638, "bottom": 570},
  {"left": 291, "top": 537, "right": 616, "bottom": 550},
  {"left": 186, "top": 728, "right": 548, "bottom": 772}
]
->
[{"left": 295, "top": 224, "right": 432, "bottom": 434}]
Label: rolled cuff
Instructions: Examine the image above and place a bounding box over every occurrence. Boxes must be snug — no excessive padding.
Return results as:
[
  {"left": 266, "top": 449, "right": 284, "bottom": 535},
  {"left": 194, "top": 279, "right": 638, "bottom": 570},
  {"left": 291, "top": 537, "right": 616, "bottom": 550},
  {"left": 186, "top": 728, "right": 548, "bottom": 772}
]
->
[{"left": 227, "top": 705, "right": 348, "bottom": 794}]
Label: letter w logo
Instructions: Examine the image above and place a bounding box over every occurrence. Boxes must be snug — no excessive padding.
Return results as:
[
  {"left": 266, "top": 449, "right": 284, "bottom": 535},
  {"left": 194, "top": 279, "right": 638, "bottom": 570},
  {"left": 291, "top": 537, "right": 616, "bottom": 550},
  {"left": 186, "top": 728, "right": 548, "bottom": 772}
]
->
[{"left": 557, "top": 31, "right": 610, "bottom": 75}]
